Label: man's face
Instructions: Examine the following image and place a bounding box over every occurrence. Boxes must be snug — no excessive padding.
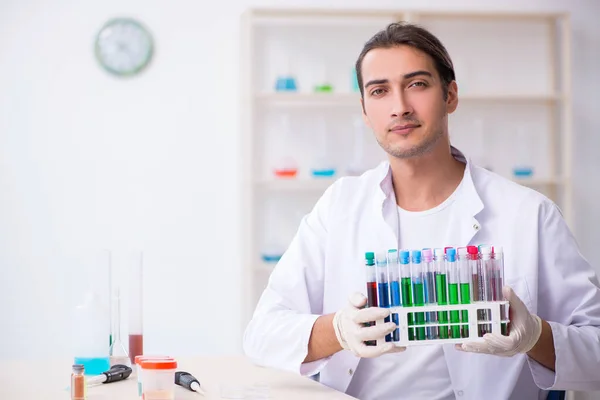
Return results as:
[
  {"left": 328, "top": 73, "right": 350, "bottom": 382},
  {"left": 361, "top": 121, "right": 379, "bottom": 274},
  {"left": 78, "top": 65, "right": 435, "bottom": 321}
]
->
[{"left": 360, "top": 45, "right": 457, "bottom": 159}]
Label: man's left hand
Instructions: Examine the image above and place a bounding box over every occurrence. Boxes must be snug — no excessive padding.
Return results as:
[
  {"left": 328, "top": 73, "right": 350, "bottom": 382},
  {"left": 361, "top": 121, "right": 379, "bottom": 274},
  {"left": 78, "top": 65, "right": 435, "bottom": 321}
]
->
[{"left": 457, "top": 286, "right": 542, "bottom": 356}]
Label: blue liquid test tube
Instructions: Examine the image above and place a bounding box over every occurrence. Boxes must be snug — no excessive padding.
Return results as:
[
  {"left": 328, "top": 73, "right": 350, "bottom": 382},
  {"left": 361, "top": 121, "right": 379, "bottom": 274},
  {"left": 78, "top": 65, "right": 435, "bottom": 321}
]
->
[
  {"left": 399, "top": 250, "right": 414, "bottom": 341},
  {"left": 422, "top": 248, "right": 438, "bottom": 339},
  {"left": 387, "top": 249, "right": 401, "bottom": 342},
  {"left": 376, "top": 252, "right": 392, "bottom": 343},
  {"left": 411, "top": 250, "right": 426, "bottom": 341}
]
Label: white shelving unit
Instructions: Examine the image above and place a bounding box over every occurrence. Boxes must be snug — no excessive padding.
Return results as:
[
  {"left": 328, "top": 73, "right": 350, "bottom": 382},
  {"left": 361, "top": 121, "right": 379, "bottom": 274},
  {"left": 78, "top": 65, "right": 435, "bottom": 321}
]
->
[{"left": 240, "top": 8, "right": 572, "bottom": 327}]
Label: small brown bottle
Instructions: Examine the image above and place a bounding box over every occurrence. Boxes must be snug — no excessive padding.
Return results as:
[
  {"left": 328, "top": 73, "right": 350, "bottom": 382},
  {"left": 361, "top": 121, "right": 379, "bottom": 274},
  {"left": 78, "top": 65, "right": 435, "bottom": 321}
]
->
[{"left": 71, "top": 364, "right": 86, "bottom": 400}]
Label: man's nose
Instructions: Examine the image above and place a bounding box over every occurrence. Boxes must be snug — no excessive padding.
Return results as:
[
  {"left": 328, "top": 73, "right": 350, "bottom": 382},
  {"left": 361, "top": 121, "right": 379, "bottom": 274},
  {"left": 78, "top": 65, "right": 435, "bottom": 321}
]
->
[{"left": 390, "top": 91, "right": 413, "bottom": 119}]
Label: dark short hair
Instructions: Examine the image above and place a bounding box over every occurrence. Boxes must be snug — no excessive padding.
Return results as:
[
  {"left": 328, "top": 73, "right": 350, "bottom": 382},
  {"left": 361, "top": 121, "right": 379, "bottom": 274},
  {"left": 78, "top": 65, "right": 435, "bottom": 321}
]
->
[{"left": 355, "top": 22, "right": 455, "bottom": 100}]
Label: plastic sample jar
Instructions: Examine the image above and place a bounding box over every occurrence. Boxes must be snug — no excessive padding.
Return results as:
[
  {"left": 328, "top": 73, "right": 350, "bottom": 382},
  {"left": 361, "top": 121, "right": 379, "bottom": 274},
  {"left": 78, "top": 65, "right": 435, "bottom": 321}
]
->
[
  {"left": 135, "top": 356, "right": 173, "bottom": 398},
  {"left": 140, "top": 359, "right": 178, "bottom": 400}
]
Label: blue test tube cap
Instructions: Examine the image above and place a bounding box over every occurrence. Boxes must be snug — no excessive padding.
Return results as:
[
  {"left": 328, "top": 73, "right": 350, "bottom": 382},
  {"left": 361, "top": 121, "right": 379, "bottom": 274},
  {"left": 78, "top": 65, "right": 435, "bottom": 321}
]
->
[
  {"left": 365, "top": 252, "right": 375, "bottom": 266},
  {"left": 399, "top": 249, "right": 410, "bottom": 264},
  {"left": 411, "top": 249, "right": 422, "bottom": 263},
  {"left": 446, "top": 248, "right": 457, "bottom": 262}
]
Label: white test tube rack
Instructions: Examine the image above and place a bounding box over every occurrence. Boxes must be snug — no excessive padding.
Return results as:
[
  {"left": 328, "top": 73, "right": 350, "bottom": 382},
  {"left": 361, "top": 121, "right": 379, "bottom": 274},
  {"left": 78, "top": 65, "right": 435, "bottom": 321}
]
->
[{"left": 374, "top": 301, "right": 510, "bottom": 347}]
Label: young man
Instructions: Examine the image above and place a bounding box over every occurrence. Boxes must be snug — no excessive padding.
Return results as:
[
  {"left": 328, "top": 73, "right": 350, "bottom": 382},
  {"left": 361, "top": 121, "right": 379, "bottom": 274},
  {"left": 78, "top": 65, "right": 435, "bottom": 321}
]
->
[{"left": 243, "top": 22, "right": 600, "bottom": 399}]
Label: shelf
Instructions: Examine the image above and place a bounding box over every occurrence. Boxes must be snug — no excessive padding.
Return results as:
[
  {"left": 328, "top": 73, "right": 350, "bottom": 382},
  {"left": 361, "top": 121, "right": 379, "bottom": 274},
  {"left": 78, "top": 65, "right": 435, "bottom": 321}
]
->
[
  {"left": 255, "top": 92, "right": 361, "bottom": 107},
  {"left": 255, "top": 92, "right": 562, "bottom": 107},
  {"left": 255, "top": 175, "right": 566, "bottom": 192},
  {"left": 460, "top": 93, "right": 562, "bottom": 102},
  {"left": 513, "top": 176, "right": 567, "bottom": 186},
  {"left": 251, "top": 14, "right": 397, "bottom": 27},
  {"left": 256, "top": 177, "right": 337, "bottom": 191}
]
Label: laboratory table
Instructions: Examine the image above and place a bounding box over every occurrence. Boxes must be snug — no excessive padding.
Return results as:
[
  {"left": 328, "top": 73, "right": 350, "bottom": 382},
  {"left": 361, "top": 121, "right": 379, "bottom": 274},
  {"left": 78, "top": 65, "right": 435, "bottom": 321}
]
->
[{"left": 0, "top": 355, "right": 354, "bottom": 399}]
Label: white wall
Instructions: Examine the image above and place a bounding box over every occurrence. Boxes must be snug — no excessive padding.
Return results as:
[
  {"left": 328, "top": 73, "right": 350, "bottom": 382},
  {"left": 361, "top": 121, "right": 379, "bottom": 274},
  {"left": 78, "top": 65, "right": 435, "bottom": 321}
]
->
[{"left": 1, "top": 0, "right": 599, "bottom": 394}]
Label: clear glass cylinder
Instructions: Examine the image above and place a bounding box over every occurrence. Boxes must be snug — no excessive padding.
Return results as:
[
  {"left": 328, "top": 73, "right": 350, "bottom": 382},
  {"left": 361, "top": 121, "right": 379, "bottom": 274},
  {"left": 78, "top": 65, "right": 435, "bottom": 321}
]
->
[
  {"left": 73, "top": 291, "right": 110, "bottom": 375},
  {"left": 129, "top": 252, "right": 144, "bottom": 364}
]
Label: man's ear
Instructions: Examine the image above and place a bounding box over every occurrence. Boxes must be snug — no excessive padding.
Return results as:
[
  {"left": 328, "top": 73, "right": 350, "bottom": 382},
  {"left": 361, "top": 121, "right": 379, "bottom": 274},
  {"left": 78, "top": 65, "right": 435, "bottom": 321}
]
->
[{"left": 446, "top": 80, "right": 458, "bottom": 114}]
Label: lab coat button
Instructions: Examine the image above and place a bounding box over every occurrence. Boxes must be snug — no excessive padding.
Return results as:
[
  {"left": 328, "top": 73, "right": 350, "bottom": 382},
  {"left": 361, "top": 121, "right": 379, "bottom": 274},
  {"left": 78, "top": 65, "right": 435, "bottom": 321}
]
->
[
  {"left": 473, "top": 223, "right": 480, "bottom": 230},
  {"left": 457, "top": 390, "right": 464, "bottom": 396},
  {"left": 348, "top": 369, "right": 353, "bottom": 375}
]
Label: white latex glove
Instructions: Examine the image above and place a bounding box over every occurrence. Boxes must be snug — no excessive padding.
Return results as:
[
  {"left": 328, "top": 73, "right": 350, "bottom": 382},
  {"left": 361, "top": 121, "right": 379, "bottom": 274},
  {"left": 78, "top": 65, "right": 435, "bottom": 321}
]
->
[
  {"left": 457, "top": 286, "right": 542, "bottom": 356},
  {"left": 333, "top": 292, "right": 406, "bottom": 357}
]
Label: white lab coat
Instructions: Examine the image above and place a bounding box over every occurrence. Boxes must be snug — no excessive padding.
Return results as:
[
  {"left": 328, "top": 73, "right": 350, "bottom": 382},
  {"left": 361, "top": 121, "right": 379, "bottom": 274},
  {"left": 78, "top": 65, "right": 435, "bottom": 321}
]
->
[{"left": 243, "top": 148, "right": 600, "bottom": 399}]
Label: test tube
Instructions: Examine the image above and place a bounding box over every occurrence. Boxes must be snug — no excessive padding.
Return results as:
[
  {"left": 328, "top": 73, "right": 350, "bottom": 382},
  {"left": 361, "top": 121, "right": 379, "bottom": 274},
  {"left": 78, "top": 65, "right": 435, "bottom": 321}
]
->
[
  {"left": 411, "top": 250, "right": 426, "bottom": 341},
  {"left": 492, "top": 246, "right": 508, "bottom": 335},
  {"left": 376, "top": 252, "right": 392, "bottom": 343},
  {"left": 469, "top": 246, "right": 493, "bottom": 337},
  {"left": 422, "top": 249, "right": 438, "bottom": 339},
  {"left": 387, "top": 249, "right": 401, "bottom": 342},
  {"left": 446, "top": 248, "right": 461, "bottom": 339},
  {"left": 364, "top": 252, "right": 377, "bottom": 346},
  {"left": 478, "top": 245, "right": 494, "bottom": 335},
  {"left": 129, "top": 252, "right": 144, "bottom": 364},
  {"left": 399, "top": 250, "right": 414, "bottom": 341},
  {"left": 434, "top": 248, "right": 449, "bottom": 339},
  {"left": 458, "top": 247, "right": 472, "bottom": 338}
]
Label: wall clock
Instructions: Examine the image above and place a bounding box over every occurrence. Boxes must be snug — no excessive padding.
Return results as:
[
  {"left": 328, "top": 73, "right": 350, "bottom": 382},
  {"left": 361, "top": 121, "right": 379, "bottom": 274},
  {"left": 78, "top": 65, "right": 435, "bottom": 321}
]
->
[{"left": 95, "top": 18, "right": 154, "bottom": 77}]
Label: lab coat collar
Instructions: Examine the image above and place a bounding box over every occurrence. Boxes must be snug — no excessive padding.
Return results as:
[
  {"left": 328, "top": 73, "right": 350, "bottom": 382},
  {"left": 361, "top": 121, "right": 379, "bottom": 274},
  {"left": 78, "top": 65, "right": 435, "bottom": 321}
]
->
[{"left": 372, "top": 146, "right": 484, "bottom": 219}]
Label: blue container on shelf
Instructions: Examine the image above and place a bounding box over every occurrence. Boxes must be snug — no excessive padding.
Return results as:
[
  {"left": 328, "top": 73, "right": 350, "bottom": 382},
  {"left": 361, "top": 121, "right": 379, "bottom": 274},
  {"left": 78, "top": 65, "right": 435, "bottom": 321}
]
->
[
  {"left": 275, "top": 76, "right": 297, "bottom": 92},
  {"left": 311, "top": 168, "right": 337, "bottom": 178},
  {"left": 513, "top": 166, "right": 534, "bottom": 178},
  {"left": 351, "top": 68, "right": 360, "bottom": 92}
]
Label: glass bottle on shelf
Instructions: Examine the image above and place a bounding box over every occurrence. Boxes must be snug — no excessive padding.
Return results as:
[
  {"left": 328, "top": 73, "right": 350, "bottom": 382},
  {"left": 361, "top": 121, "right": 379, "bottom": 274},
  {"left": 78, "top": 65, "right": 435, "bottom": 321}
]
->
[
  {"left": 351, "top": 67, "right": 360, "bottom": 93},
  {"left": 273, "top": 113, "right": 299, "bottom": 178},
  {"left": 274, "top": 55, "right": 297, "bottom": 92},
  {"left": 347, "top": 116, "right": 368, "bottom": 176},
  {"left": 512, "top": 127, "right": 534, "bottom": 178},
  {"left": 313, "top": 64, "right": 333, "bottom": 93},
  {"left": 260, "top": 208, "right": 285, "bottom": 264},
  {"left": 471, "top": 118, "right": 492, "bottom": 171},
  {"left": 310, "top": 116, "right": 336, "bottom": 178}
]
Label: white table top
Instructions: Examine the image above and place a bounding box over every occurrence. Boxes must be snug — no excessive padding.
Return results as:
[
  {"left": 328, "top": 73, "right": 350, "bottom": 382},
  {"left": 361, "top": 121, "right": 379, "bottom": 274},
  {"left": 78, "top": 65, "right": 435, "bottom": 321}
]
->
[{"left": 0, "top": 355, "right": 354, "bottom": 400}]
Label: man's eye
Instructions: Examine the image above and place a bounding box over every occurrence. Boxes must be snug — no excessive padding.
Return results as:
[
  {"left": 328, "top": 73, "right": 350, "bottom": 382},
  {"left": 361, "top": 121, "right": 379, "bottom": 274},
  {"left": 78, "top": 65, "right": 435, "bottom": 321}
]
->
[
  {"left": 370, "top": 88, "right": 386, "bottom": 96},
  {"left": 410, "top": 81, "right": 427, "bottom": 88}
]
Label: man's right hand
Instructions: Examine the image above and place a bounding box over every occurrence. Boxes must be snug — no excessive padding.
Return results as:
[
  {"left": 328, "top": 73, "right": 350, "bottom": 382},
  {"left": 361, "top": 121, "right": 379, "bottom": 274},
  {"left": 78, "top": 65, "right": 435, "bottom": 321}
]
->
[{"left": 332, "top": 292, "right": 406, "bottom": 357}]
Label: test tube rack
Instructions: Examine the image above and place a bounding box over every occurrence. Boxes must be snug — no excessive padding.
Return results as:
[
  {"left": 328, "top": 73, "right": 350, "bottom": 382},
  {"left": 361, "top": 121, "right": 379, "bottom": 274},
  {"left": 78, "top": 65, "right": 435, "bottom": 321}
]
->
[{"left": 374, "top": 301, "right": 510, "bottom": 347}]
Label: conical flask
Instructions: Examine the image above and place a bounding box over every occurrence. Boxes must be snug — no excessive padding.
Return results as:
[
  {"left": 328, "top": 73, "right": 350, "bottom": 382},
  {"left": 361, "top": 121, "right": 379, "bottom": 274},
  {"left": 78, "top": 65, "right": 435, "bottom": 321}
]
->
[{"left": 109, "top": 288, "right": 131, "bottom": 367}]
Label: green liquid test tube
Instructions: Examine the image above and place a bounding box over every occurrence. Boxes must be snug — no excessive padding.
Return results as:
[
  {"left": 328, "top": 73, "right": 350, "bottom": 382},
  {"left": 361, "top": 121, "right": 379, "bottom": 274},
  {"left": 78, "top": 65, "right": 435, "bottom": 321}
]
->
[
  {"left": 411, "top": 250, "right": 426, "bottom": 341},
  {"left": 434, "top": 248, "right": 449, "bottom": 339},
  {"left": 446, "top": 248, "right": 461, "bottom": 339}
]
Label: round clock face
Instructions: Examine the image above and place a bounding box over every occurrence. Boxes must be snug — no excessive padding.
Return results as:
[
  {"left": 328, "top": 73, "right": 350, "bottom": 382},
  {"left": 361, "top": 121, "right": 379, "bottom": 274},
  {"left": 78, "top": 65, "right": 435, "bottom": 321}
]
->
[{"left": 95, "top": 18, "right": 154, "bottom": 76}]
